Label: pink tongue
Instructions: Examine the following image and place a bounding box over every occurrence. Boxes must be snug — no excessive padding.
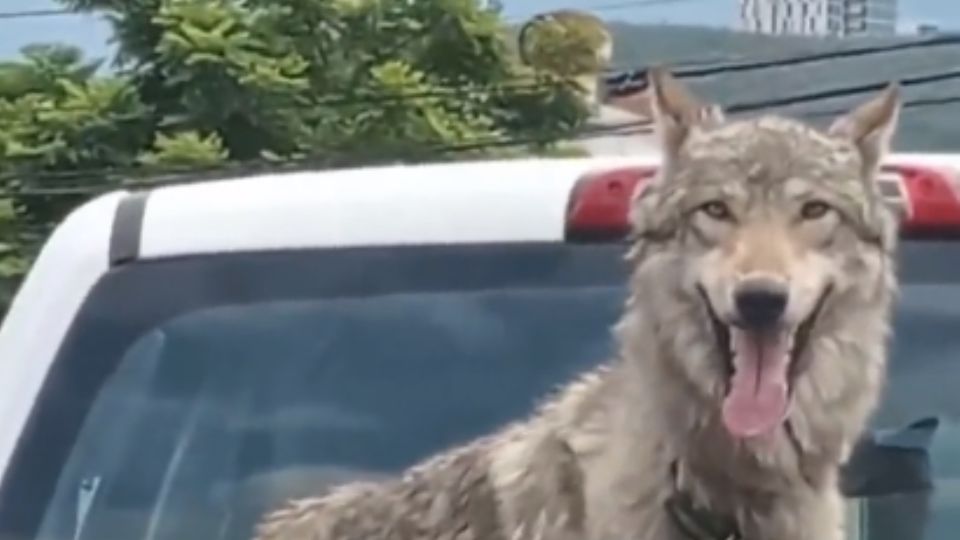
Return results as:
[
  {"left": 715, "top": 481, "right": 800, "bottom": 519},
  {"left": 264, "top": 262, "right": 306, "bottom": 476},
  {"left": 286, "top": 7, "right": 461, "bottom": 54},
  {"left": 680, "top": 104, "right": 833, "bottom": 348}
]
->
[{"left": 721, "top": 329, "right": 791, "bottom": 439}]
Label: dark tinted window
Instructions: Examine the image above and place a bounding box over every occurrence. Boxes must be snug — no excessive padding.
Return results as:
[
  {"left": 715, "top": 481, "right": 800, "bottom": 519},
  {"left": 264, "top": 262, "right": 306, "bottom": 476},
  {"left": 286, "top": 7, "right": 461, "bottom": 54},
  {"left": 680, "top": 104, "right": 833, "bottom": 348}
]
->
[{"left": 2, "top": 241, "right": 960, "bottom": 540}]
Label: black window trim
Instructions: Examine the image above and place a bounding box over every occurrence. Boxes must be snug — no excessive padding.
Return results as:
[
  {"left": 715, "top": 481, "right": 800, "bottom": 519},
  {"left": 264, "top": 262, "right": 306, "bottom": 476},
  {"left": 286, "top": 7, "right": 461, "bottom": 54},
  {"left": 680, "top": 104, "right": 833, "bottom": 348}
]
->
[{"left": 109, "top": 190, "right": 150, "bottom": 267}]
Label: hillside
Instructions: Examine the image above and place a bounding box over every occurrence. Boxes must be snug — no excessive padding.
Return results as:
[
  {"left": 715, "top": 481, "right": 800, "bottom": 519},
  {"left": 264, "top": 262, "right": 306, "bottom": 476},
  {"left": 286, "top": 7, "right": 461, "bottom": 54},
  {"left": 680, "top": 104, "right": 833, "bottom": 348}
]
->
[{"left": 602, "top": 23, "right": 960, "bottom": 152}]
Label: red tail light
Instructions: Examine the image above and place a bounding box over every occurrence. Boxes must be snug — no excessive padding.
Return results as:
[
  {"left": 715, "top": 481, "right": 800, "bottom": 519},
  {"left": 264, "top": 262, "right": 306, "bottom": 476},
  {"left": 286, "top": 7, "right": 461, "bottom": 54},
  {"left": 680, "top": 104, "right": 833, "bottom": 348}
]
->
[
  {"left": 889, "top": 164, "right": 960, "bottom": 236},
  {"left": 566, "top": 163, "right": 960, "bottom": 241},
  {"left": 565, "top": 166, "right": 656, "bottom": 241}
]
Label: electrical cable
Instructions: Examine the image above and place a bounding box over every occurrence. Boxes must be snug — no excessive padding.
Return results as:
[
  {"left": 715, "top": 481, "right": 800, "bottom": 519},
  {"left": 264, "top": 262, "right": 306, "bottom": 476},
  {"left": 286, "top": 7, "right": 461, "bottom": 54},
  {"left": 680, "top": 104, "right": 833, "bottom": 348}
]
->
[
  {"left": 6, "top": 5, "right": 960, "bottom": 93},
  {"left": 605, "top": 34, "right": 960, "bottom": 86},
  {"left": 0, "top": 9, "right": 74, "bottom": 20},
  {"left": 3, "top": 87, "right": 960, "bottom": 197}
]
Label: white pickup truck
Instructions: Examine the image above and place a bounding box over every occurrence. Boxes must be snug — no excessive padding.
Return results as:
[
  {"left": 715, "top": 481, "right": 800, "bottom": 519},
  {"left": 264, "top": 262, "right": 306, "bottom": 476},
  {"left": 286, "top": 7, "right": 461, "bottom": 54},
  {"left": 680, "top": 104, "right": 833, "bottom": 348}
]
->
[{"left": 0, "top": 155, "right": 957, "bottom": 540}]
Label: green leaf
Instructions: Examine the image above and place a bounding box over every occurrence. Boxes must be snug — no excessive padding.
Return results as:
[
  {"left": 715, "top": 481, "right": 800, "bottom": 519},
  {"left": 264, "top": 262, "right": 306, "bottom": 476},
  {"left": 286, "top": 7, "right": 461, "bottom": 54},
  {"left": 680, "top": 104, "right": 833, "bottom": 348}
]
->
[{"left": 0, "top": 0, "right": 588, "bottom": 314}]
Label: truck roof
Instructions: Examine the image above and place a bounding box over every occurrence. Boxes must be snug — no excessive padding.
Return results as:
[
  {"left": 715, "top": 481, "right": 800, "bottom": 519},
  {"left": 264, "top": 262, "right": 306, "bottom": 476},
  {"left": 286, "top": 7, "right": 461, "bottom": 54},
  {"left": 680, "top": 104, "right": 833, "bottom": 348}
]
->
[{"left": 129, "top": 155, "right": 654, "bottom": 261}]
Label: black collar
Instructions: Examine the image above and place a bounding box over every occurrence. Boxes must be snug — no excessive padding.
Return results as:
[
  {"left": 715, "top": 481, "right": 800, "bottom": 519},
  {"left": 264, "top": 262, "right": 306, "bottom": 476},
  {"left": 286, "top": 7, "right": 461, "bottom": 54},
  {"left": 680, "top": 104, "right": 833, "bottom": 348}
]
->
[{"left": 664, "top": 461, "right": 743, "bottom": 540}]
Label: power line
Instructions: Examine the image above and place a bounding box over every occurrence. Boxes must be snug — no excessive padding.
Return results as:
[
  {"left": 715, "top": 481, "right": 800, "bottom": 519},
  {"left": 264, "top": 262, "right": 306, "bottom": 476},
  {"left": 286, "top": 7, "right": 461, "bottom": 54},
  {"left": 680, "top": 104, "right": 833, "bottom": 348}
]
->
[
  {"left": 0, "top": 9, "right": 74, "bottom": 20},
  {"left": 7, "top": 63, "right": 960, "bottom": 144},
  {"left": 2, "top": 8, "right": 960, "bottom": 189},
  {"left": 5, "top": 5, "right": 960, "bottom": 100},
  {"left": 604, "top": 34, "right": 960, "bottom": 87},
  {"left": 681, "top": 34, "right": 960, "bottom": 77},
  {"left": 16, "top": 58, "right": 960, "bottom": 117},
  {"left": 5, "top": 65, "right": 960, "bottom": 169},
  {"left": 726, "top": 68, "right": 960, "bottom": 113},
  {"left": 6, "top": 88, "right": 960, "bottom": 196},
  {"left": 0, "top": 77, "right": 572, "bottom": 117},
  {"left": 801, "top": 94, "right": 960, "bottom": 119},
  {"left": 0, "top": 122, "right": 653, "bottom": 193},
  {"left": 604, "top": 71, "right": 960, "bottom": 119}
]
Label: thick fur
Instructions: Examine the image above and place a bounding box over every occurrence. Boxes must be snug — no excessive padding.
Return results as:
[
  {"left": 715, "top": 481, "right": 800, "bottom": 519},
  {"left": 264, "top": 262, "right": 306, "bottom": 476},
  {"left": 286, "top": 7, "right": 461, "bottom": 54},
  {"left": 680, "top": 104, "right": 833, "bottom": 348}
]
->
[{"left": 253, "top": 69, "right": 902, "bottom": 540}]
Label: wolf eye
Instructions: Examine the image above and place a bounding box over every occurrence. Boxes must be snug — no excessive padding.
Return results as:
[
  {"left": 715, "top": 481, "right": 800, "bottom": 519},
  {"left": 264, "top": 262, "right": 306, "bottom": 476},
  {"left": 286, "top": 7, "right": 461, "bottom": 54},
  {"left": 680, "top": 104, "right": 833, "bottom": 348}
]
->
[
  {"left": 800, "top": 200, "right": 831, "bottom": 220},
  {"left": 700, "top": 200, "right": 733, "bottom": 221}
]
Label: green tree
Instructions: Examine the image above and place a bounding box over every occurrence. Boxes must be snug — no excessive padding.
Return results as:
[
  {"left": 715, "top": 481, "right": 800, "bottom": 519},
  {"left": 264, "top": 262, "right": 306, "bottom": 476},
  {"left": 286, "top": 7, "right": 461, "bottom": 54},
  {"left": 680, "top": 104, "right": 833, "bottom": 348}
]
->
[
  {"left": 0, "top": 0, "right": 589, "bottom": 318},
  {"left": 58, "top": 0, "right": 587, "bottom": 161}
]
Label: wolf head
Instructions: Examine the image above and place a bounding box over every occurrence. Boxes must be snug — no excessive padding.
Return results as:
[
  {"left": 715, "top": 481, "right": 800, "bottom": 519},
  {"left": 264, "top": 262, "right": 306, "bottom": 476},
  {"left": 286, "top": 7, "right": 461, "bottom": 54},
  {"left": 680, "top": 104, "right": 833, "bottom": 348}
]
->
[{"left": 624, "top": 67, "right": 900, "bottom": 446}]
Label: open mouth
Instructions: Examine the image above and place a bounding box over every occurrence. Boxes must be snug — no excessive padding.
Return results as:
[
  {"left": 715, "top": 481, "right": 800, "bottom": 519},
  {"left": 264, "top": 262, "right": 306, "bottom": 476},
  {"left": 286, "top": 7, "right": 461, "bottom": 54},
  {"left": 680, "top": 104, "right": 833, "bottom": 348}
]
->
[{"left": 697, "top": 284, "right": 833, "bottom": 439}]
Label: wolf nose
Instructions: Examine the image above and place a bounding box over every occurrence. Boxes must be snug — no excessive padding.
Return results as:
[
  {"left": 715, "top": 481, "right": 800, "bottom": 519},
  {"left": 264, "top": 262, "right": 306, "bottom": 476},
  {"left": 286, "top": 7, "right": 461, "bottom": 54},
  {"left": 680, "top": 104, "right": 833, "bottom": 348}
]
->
[{"left": 734, "top": 280, "right": 788, "bottom": 329}]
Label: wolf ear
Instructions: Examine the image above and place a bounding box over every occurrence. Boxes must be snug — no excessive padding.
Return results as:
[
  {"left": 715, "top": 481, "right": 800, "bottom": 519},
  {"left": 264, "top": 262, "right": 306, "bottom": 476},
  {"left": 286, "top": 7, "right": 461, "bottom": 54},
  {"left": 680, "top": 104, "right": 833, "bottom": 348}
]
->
[
  {"left": 827, "top": 83, "right": 901, "bottom": 176},
  {"left": 647, "top": 66, "right": 724, "bottom": 162}
]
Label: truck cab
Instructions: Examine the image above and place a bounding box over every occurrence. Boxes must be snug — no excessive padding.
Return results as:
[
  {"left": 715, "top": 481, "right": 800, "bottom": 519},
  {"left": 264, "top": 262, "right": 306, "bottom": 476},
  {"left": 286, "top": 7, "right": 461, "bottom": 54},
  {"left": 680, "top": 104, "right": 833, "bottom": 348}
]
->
[{"left": 0, "top": 155, "right": 958, "bottom": 540}]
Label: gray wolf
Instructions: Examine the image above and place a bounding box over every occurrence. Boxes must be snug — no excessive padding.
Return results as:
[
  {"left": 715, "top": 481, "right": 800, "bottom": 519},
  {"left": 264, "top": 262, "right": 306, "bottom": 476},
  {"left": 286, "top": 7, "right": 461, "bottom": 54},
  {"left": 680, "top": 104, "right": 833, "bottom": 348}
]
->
[{"left": 252, "top": 67, "right": 902, "bottom": 540}]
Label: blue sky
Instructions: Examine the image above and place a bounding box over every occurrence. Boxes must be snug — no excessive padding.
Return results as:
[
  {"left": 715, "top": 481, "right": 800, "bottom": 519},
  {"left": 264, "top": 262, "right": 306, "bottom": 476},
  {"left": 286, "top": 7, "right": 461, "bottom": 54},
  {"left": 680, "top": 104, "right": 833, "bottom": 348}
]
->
[{"left": 0, "top": 0, "right": 958, "bottom": 61}]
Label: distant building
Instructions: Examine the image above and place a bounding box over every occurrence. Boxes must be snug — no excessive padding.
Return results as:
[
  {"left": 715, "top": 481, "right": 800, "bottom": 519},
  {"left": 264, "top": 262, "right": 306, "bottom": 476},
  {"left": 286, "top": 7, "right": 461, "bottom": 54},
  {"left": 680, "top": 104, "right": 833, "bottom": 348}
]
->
[
  {"left": 916, "top": 23, "right": 940, "bottom": 36},
  {"left": 830, "top": 0, "right": 898, "bottom": 36},
  {"left": 740, "top": 0, "right": 828, "bottom": 35},
  {"left": 739, "top": 0, "right": 897, "bottom": 37}
]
